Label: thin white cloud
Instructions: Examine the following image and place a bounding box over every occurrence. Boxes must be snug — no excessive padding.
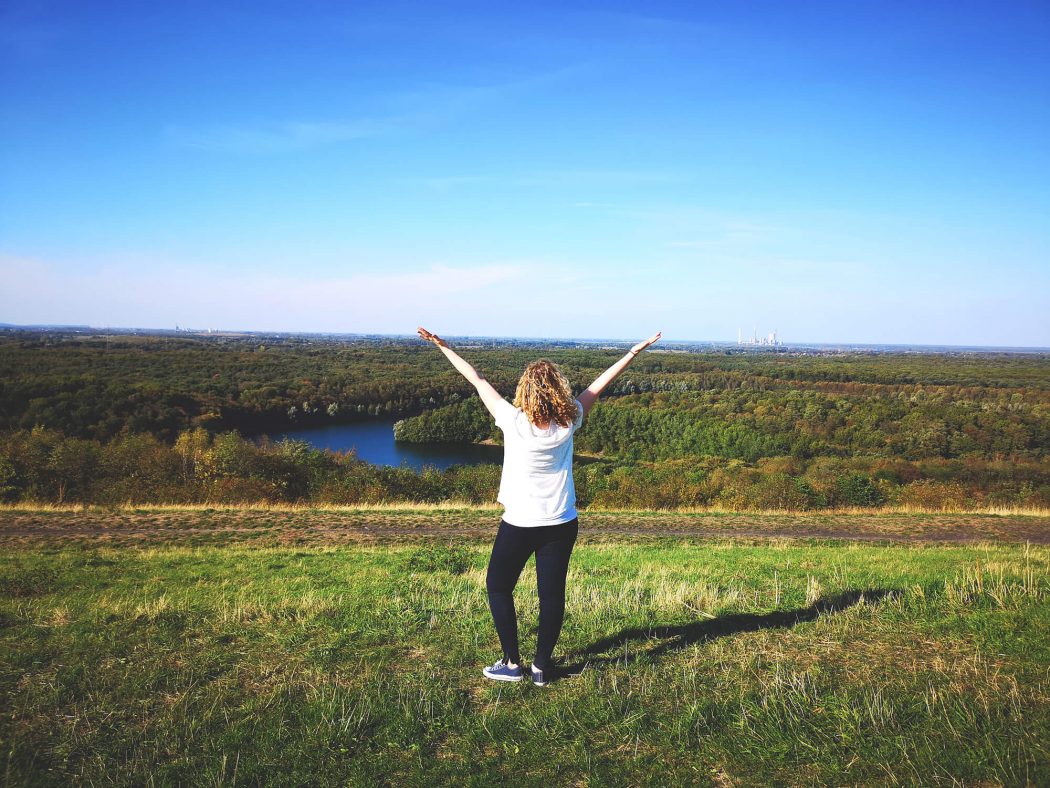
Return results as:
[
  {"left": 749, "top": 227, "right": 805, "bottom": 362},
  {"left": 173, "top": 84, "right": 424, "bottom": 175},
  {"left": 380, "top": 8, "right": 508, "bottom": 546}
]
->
[
  {"left": 518, "top": 169, "right": 686, "bottom": 186},
  {"left": 405, "top": 175, "right": 498, "bottom": 190},
  {"left": 164, "top": 65, "right": 591, "bottom": 155},
  {"left": 397, "top": 170, "right": 684, "bottom": 191},
  {"left": 163, "top": 118, "right": 391, "bottom": 154},
  {"left": 387, "top": 62, "right": 597, "bottom": 113},
  {"left": 0, "top": 254, "right": 539, "bottom": 333},
  {"left": 4, "top": 252, "right": 1048, "bottom": 345}
]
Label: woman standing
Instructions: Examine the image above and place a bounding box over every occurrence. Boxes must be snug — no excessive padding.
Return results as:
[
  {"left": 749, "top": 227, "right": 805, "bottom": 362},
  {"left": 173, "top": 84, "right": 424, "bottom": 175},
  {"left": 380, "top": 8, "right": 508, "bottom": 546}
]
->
[{"left": 417, "top": 327, "right": 661, "bottom": 686}]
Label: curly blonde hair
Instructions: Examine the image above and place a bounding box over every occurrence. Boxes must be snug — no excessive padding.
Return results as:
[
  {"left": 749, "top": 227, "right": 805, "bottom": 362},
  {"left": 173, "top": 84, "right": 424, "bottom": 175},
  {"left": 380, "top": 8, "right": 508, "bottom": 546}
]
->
[{"left": 514, "top": 359, "right": 578, "bottom": 428}]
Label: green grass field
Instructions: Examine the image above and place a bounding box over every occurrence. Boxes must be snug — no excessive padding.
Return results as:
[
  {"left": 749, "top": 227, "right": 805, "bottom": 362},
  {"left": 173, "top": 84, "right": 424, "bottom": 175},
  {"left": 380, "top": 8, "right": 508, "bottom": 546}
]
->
[{"left": 2, "top": 509, "right": 1048, "bottom": 785}]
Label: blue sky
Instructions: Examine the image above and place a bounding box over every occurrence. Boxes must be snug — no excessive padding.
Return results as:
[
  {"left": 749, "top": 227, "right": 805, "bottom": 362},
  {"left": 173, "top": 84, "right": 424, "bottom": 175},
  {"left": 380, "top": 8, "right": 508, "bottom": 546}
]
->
[{"left": 2, "top": 0, "right": 1048, "bottom": 345}]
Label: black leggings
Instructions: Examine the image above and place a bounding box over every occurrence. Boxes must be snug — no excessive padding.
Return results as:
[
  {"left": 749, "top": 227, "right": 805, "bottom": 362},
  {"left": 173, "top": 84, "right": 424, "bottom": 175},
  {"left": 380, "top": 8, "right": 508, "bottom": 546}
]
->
[{"left": 485, "top": 517, "right": 578, "bottom": 670}]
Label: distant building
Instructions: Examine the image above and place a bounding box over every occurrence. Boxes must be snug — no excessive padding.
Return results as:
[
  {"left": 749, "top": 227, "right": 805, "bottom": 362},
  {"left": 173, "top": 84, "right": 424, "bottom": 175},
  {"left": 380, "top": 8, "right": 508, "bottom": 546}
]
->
[{"left": 737, "top": 326, "right": 781, "bottom": 346}]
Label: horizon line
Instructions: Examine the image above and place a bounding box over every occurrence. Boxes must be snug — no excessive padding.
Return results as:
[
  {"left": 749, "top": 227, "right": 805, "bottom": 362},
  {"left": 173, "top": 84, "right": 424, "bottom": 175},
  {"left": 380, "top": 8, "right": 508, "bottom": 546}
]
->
[{"left": 2, "top": 323, "right": 1048, "bottom": 353}]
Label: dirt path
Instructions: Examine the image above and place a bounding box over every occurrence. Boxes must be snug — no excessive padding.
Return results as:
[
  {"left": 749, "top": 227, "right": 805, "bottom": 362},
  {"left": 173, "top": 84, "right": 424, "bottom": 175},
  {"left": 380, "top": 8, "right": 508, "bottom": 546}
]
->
[{"left": 1, "top": 509, "right": 1047, "bottom": 547}]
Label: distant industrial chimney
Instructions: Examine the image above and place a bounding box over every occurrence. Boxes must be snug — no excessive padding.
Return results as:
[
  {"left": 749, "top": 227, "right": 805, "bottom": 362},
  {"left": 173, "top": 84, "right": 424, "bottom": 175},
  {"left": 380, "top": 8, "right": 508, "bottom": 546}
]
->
[{"left": 737, "top": 325, "right": 782, "bottom": 347}]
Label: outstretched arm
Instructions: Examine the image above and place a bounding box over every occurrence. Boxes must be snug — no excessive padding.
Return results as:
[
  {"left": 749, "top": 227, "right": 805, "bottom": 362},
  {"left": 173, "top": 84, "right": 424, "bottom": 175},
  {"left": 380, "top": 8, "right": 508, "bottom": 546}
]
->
[
  {"left": 417, "top": 327, "right": 506, "bottom": 418},
  {"left": 578, "top": 332, "right": 661, "bottom": 418}
]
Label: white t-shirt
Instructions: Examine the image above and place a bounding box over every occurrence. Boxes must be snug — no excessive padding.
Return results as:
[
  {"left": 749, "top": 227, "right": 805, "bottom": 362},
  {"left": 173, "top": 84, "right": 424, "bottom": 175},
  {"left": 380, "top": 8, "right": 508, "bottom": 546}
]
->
[{"left": 492, "top": 397, "right": 585, "bottom": 527}]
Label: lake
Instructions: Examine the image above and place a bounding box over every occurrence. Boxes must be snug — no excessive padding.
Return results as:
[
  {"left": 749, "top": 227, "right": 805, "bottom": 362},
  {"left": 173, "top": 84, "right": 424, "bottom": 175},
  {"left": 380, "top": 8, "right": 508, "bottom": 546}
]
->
[{"left": 262, "top": 417, "right": 504, "bottom": 471}]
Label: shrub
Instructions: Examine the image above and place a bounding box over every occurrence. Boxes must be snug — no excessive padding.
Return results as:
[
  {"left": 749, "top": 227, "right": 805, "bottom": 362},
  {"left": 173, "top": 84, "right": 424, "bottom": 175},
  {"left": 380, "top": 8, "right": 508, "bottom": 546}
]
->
[
  {"left": 894, "top": 480, "right": 969, "bottom": 510},
  {"left": 719, "top": 473, "right": 820, "bottom": 511},
  {"left": 835, "top": 473, "right": 885, "bottom": 507},
  {"left": 0, "top": 457, "right": 18, "bottom": 501}
]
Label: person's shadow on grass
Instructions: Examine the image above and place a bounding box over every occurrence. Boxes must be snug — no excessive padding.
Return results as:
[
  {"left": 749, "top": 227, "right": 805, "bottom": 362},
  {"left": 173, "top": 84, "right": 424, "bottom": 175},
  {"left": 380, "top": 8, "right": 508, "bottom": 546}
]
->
[{"left": 554, "top": 588, "right": 899, "bottom": 680}]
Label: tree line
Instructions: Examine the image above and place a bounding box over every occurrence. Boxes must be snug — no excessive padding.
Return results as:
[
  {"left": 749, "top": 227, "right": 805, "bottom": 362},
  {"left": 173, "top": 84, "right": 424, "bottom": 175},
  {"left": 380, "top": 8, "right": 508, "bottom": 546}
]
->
[
  {"left": 4, "top": 333, "right": 1047, "bottom": 443},
  {"left": 2, "top": 331, "right": 1048, "bottom": 510}
]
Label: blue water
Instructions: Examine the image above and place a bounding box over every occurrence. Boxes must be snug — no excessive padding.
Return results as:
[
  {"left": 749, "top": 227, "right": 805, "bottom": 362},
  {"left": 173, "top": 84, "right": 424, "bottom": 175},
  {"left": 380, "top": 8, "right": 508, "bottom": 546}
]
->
[{"left": 263, "top": 417, "right": 504, "bottom": 471}]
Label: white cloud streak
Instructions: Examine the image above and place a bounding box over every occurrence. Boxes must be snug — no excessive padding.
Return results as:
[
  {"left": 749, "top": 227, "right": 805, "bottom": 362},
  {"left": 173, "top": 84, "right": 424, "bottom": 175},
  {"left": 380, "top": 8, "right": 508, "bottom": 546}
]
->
[
  {"left": 162, "top": 119, "right": 391, "bottom": 154},
  {"left": 0, "top": 254, "right": 536, "bottom": 333},
  {"left": 5, "top": 250, "right": 1046, "bottom": 345},
  {"left": 163, "top": 65, "right": 591, "bottom": 155},
  {"left": 0, "top": 252, "right": 673, "bottom": 340},
  {"left": 396, "top": 170, "right": 686, "bottom": 193}
]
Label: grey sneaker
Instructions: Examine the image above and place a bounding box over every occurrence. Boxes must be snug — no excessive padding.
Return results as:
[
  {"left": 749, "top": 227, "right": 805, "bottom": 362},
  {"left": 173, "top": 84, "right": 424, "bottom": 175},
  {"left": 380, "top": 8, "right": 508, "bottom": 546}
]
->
[
  {"left": 530, "top": 663, "right": 550, "bottom": 687},
  {"left": 483, "top": 658, "right": 523, "bottom": 682}
]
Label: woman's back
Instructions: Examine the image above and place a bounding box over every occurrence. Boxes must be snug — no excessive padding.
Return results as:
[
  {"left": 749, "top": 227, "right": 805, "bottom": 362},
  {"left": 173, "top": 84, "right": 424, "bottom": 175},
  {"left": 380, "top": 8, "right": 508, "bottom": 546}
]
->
[{"left": 493, "top": 398, "right": 583, "bottom": 527}]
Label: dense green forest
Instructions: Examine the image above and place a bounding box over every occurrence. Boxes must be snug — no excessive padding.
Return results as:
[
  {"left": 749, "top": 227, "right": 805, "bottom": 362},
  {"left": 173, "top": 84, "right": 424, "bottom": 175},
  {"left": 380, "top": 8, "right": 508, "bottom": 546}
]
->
[{"left": 2, "top": 331, "right": 1048, "bottom": 509}]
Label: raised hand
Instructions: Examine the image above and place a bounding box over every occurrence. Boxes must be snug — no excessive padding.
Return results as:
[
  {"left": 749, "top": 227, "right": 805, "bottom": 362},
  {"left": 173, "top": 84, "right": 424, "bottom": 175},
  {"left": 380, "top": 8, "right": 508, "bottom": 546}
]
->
[
  {"left": 630, "top": 332, "right": 662, "bottom": 354},
  {"left": 417, "top": 326, "right": 448, "bottom": 348},
  {"left": 416, "top": 327, "right": 505, "bottom": 418}
]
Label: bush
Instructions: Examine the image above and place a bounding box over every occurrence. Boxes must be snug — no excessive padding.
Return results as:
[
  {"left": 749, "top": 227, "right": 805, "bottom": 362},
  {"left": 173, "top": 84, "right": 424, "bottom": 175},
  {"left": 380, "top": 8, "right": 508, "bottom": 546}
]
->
[
  {"left": 835, "top": 473, "right": 884, "bottom": 507},
  {"left": 894, "top": 480, "right": 969, "bottom": 510},
  {"left": 718, "top": 472, "right": 821, "bottom": 511},
  {"left": 0, "top": 457, "right": 17, "bottom": 501}
]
